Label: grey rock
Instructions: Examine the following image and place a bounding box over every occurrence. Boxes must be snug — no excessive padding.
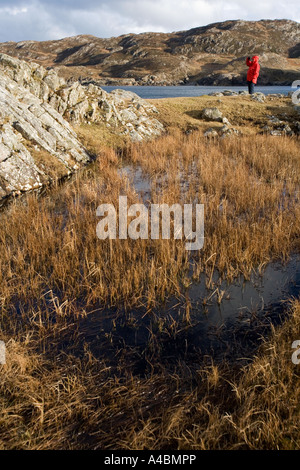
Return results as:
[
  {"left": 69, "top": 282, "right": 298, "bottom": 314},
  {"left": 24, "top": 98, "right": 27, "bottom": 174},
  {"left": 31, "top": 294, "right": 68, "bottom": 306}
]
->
[
  {"left": 280, "top": 124, "right": 293, "bottom": 135},
  {"left": 201, "top": 107, "right": 224, "bottom": 122},
  {"left": 261, "top": 125, "right": 272, "bottom": 133},
  {"left": 222, "top": 90, "right": 238, "bottom": 96},
  {"left": 208, "top": 92, "right": 224, "bottom": 97},
  {"left": 268, "top": 116, "right": 283, "bottom": 125},
  {"left": 208, "top": 90, "right": 245, "bottom": 97},
  {"left": 251, "top": 92, "right": 266, "bottom": 103},
  {"left": 267, "top": 93, "right": 285, "bottom": 98},
  {"left": 0, "top": 53, "right": 164, "bottom": 143},
  {"left": 0, "top": 69, "right": 91, "bottom": 203},
  {"left": 222, "top": 117, "right": 231, "bottom": 126},
  {"left": 219, "top": 125, "right": 240, "bottom": 138},
  {"left": 0, "top": 341, "right": 5, "bottom": 365},
  {"left": 270, "top": 130, "right": 283, "bottom": 136},
  {"left": 204, "top": 128, "right": 218, "bottom": 138},
  {"left": 0, "top": 52, "right": 165, "bottom": 204}
]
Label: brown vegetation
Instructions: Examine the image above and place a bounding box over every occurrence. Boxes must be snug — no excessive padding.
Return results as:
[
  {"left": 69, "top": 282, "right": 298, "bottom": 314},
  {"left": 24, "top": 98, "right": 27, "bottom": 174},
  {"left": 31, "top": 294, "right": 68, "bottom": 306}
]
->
[{"left": 0, "top": 99, "right": 299, "bottom": 449}]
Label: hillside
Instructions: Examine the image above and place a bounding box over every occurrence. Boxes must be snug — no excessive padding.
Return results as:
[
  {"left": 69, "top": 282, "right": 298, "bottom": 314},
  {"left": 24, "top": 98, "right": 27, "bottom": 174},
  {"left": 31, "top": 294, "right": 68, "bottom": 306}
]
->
[{"left": 0, "top": 19, "right": 299, "bottom": 86}]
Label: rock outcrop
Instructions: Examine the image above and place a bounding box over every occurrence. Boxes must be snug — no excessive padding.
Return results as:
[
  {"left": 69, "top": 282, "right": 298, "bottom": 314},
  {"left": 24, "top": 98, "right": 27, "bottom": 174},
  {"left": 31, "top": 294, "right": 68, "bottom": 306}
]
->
[
  {"left": 0, "top": 67, "right": 91, "bottom": 204},
  {"left": 0, "top": 54, "right": 164, "bottom": 205},
  {"left": 0, "top": 54, "right": 164, "bottom": 141}
]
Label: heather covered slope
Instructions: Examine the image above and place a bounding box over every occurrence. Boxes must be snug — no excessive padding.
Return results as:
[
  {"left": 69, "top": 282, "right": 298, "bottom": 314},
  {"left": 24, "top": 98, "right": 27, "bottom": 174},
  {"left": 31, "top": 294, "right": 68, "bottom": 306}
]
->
[{"left": 0, "top": 19, "right": 299, "bottom": 85}]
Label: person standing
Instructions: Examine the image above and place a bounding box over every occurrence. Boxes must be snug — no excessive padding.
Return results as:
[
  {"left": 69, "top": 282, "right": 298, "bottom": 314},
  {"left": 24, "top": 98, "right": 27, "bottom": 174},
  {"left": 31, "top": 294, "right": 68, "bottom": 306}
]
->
[{"left": 246, "top": 56, "right": 260, "bottom": 94}]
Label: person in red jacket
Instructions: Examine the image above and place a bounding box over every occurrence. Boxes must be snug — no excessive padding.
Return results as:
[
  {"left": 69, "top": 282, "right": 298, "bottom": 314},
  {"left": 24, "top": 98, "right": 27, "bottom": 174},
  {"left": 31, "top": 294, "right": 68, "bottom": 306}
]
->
[{"left": 246, "top": 56, "right": 260, "bottom": 94}]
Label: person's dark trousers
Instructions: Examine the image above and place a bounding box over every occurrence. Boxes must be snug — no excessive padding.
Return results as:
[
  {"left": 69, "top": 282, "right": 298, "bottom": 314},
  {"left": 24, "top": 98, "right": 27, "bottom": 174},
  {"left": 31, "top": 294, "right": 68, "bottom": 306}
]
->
[{"left": 247, "top": 80, "right": 255, "bottom": 94}]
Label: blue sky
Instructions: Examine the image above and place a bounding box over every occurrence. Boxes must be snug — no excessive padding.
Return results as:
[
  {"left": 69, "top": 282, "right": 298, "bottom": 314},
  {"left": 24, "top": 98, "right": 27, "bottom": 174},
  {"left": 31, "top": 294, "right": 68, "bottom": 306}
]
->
[{"left": 0, "top": 0, "right": 299, "bottom": 42}]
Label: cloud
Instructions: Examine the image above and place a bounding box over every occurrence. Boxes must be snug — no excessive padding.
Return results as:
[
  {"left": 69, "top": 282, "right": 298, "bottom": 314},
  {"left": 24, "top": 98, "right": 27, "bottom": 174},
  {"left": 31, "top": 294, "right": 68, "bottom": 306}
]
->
[{"left": 0, "top": 0, "right": 298, "bottom": 42}]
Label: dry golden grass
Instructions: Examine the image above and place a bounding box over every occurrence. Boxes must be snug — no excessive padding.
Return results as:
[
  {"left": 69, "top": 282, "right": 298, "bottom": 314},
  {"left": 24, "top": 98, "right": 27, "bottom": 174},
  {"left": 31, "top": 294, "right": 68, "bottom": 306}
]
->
[
  {"left": 149, "top": 94, "right": 299, "bottom": 135},
  {"left": 123, "top": 130, "right": 300, "bottom": 282},
  {"left": 0, "top": 131, "right": 299, "bottom": 314},
  {"left": 0, "top": 96, "right": 299, "bottom": 449},
  {"left": 74, "top": 122, "right": 130, "bottom": 154},
  {"left": 29, "top": 146, "right": 72, "bottom": 181},
  {"left": 0, "top": 300, "right": 299, "bottom": 450}
]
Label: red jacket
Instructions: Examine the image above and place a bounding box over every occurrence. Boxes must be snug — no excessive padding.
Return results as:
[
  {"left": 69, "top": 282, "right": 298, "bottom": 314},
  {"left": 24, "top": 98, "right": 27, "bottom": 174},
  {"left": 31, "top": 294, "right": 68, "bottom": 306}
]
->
[{"left": 246, "top": 56, "right": 260, "bottom": 84}]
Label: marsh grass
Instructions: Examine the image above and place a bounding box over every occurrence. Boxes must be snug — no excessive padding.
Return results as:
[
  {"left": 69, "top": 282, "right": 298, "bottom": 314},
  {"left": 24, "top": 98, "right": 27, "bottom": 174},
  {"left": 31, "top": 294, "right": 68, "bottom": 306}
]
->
[
  {"left": 1, "top": 300, "right": 299, "bottom": 449},
  {"left": 0, "top": 132, "right": 299, "bottom": 315},
  {"left": 124, "top": 131, "right": 300, "bottom": 282},
  {"left": 148, "top": 94, "right": 300, "bottom": 135},
  {"left": 0, "top": 100, "right": 300, "bottom": 449}
]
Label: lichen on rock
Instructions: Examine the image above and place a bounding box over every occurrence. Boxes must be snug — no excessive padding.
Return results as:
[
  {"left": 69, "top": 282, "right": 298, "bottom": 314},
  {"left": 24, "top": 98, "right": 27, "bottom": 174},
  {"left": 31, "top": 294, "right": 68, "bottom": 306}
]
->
[
  {"left": 0, "top": 53, "right": 165, "bottom": 204},
  {"left": 0, "top": 53, "right": 165, "bottom": 141}
]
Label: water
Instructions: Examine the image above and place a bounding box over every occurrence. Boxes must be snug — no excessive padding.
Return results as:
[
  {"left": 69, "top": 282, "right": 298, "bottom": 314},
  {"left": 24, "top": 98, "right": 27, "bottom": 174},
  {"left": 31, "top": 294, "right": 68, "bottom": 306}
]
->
[
  {"left": 102, "top": 85, "right": 292, "bottom": 100},
  {"left": 186, "top": 256, "right": 300, "bottom": 360},
  {"left": 71, "top": 164, "right": 300, "bottom": 372},
  {"left": 76, "top": 254, "right": 300, "bottom": 374}
]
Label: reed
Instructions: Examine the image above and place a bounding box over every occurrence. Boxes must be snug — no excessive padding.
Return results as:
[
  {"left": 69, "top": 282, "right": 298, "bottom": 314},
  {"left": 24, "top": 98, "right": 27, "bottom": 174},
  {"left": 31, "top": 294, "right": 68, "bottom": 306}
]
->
[{"left": 0, "top": 97, "right": 299, "bottom": 449}]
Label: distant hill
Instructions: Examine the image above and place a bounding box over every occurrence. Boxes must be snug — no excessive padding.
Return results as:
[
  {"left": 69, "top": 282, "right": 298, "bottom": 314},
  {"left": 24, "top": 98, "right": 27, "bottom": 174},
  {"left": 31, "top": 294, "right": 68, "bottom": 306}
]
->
[{"left": 0, "top": 19, "right": 299, "bottom": 86}]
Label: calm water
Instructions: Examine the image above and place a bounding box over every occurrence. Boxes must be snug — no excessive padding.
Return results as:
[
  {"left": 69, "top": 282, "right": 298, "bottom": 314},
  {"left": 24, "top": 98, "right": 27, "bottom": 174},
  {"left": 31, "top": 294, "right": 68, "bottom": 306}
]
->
[
  {"left": 74, "top": 164, "right": 300, "bottom": 370},
  {"left": 102, "top": 85, "right": 292, "bottom": 100},
  {"left": 79, "top": 253, "right": 300, "bottom": 369}
]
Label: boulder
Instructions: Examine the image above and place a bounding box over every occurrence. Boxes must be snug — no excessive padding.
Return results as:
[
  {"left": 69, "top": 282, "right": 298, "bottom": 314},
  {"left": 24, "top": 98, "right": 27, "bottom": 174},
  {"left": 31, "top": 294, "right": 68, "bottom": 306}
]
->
[
  {"left": 207, "top": 92, "right": 224, "bottom": 97},
  {"left": 222, "top": 90, "right": 239, "bottom": 96},
  {"left": 222, "top": 117, "right": 231, "bottom": 126},
  {"left": 280, "top": 124, "right": 293, "bottom": 135},
  {"left": 201, "top": 107, "right": 224, "bottom": 122},
  {"left": 204, "top": 128, "right": 218, "bottom": 138},
  {"left": 251, "top": 92, "right": 266, "bottom": 103},
  {"left": 219, "top": 125, "right": 240, "bottom": 138},
  {"left": 270, "top": 130, "right": 283, "bottom": 136}
]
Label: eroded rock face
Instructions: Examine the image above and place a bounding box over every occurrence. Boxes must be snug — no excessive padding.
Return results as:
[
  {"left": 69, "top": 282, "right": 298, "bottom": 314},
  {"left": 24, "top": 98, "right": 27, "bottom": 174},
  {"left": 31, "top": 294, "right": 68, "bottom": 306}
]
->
[
  {"left": 0, "top": 72, "right": 91, "bottom": 203},
  {"left": 0, "top": 53, "right": 164, "bottom": 204},
  {"left": 0, "top": 53, "right": 164, "bottom": 142}
]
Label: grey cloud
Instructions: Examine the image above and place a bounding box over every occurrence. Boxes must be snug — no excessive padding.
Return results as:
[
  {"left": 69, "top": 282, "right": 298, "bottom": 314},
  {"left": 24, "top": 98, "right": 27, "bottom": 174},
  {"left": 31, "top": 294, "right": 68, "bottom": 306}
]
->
[{"left": 0, "top": 0, "right": 298, "bottom": 43}]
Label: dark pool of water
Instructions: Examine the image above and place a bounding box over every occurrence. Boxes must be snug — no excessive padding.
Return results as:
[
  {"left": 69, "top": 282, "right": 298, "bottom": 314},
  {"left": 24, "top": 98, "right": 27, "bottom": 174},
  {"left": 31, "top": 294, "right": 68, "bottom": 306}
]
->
[
  {"left": 72, "top": 253, "right": 299, "bottom": 375},
  {"left": 67, "top": 164, "right": 300, "bottom": 372}
]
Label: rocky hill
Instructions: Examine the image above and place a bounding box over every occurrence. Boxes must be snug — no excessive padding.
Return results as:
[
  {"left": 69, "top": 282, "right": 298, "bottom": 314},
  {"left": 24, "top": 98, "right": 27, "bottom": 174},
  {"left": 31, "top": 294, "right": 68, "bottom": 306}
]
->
[
  {"left": 0, "top": 54, "right": 164, "bottom": 205},
  {"left": 0, "top": 19, "right": 299, "bottom": 86}
]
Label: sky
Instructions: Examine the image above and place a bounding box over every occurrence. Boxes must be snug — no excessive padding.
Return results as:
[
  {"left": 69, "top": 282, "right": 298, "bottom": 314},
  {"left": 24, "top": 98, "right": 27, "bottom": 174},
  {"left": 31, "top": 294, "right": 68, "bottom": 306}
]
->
[{"left": 0, "top": 0, "right": 299, "bottom": 43}]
